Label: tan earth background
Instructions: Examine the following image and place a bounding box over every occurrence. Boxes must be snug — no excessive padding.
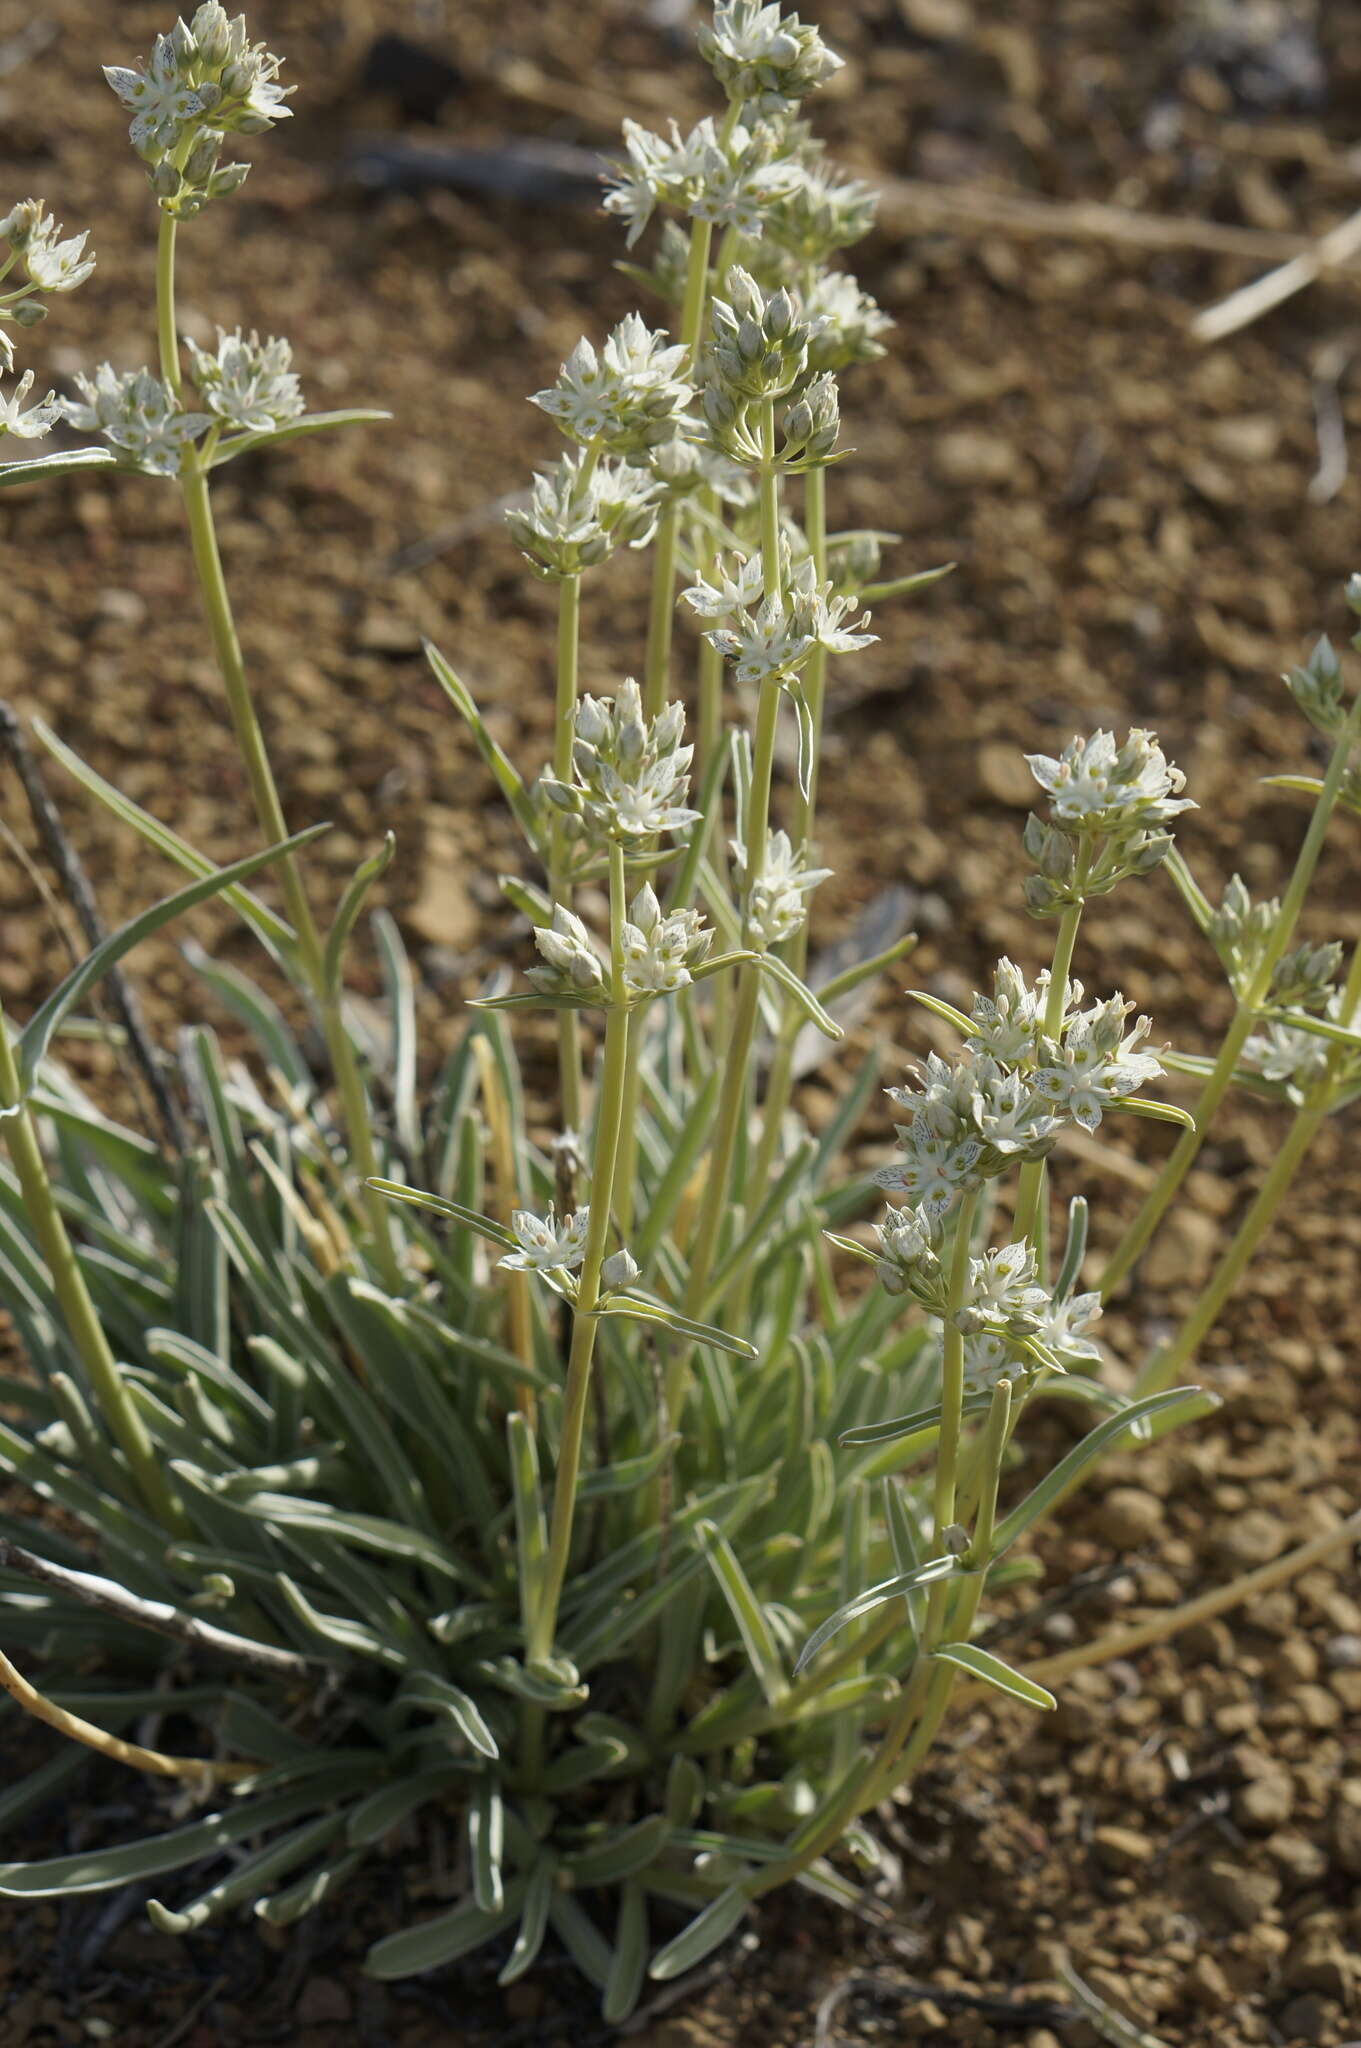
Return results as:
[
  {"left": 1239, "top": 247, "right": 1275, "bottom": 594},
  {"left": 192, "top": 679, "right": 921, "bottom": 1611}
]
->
[{"left": 1, "top": 0, "right": 1360, "bottom": 2043}]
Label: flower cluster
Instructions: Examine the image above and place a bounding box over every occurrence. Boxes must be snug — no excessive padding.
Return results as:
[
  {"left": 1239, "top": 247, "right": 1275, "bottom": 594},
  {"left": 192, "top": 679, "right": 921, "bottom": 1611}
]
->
[
  {"left": 540, "top": 681, "right": 699, "bottom": 845},
  {"left": 1208, "top": 875, "right": 1279, "bottom": 998},
  {"left": 964, "top": 1271, "right": 1103, "bottom": 1392},
  {"left": 697, "top": 0, "right": 843, "bottom": 114},
  {"left": 527, "top": 906, "right": 607, "bottom": 1004},
  {"left": 692, "top": 549, "right": 874, "bottom": 686},
  {"left": 1270, "top": 938, "right": 1344, "bottom": 1012},
  {"left": 1023, "top": 728, "right": 1193, "bottom": 915},
  {"left": 1, "top": 201, "right": 96, "bottom": 366},
  {"left": 506, "top": 453, "right": 660, "bottom": 581},
  {"left": 620, "top": 886, "right": 712, "bottom": 996},
  {"left": 1241, "top": 1008, "right": 1337, "bottom": 1105},
  {"left": 758, "top": 144, "right": 879, "bottom": 264},
  {"left": 63, "top": 364, "right": 210, "bottom": 475},
  {"left": 874, "top": 962, "right": 1163, "bottom": 1220},
  {"left": 103, "top": 6, "right": 290, "bottom": 206},
  {"left": 185, "top": 327, "right": 303, "bottom": 434},
  {"left": 500, "top": 1206, "right": 590, "bottom": 1275},
  {"left": 707, "top": 268, "right": 815, "bottom": 403},
  {"left": 602, "top": 116, "right": 800, "bottom": 250},
  {"left": 531, "top": 315, "right": 693, "bottom": 459},
  {"left": 737, "top": 828, "right": 831, "bottom": 946}
]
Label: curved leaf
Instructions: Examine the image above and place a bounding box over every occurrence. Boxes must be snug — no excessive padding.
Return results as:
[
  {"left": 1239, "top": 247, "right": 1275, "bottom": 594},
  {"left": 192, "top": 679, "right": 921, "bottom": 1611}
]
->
[
  {"left": 933, "top": 1640, "right": 1055, "bottom": 1710},
  {"left": 0, "top": 448, "right": 116, "bottom": 489},
  {"left": 794, "top": 1555, "right": 960, "bottom": 1675}
]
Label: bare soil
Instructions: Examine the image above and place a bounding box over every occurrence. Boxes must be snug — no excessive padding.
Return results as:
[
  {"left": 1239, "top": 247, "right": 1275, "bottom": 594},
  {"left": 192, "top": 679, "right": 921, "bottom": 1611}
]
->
[{"left": 0, "top": 1, "right": 1359, "bottom": 2043}]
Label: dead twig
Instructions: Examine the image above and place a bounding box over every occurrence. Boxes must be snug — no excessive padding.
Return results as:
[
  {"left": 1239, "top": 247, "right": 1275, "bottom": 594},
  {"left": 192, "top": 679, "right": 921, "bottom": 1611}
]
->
[
  {"left": 0, "top": 1537, "right": 320, "bottom": 1681},
  {"left": 0, "top": 701, "right": 186, "bottom": 1153},
  {"left": 1192, "top": 201, "right": 1361, "bottom": 343},
  {"left": 0, "top": 1641, "right": 258, "bottom": 1784}
]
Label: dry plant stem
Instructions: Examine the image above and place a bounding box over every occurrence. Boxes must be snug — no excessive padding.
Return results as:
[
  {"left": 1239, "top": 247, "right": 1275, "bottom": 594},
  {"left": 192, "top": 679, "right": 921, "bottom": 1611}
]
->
[
  {"left": 1101, "top": 691, "right": 1361, "bottom": 1301},
  {"left": 1013, "top": 887, "right": 1085, "bottom": 1244},
  {"left": 0, "top": 1538, "right": 313, "bottom": 1680},
  {"left": 0, "top": 1016, "right": 186, "bottom": 1533},
  {"left": 672, "top": 402, "right": 783, "bottom": 1381},
  {"left": 0, "top": 1642, "right": 255, "bottom": 1784},
  {"left": 156, "top": 216, "right": 402, "bottom": 1291},
  {"left": 1019, "top": 1504, "right": 1361, "bottom": 1691},
  {"left": 528, "top": 841, "right": 632, "bottom": 1666},
  {"left": 0, "top": 703, "right": 184, "bottom": 1153},
  {"left": 552, "top": 571, "right": 586, "bottom": 1134},
  {"left": 1137, "top": 930, "right": 1361, "bottom": 1396}
]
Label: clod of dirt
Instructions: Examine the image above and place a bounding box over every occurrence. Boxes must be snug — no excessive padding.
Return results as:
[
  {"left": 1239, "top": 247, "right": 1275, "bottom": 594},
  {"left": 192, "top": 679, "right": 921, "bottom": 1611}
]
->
[
  {"left": 1090, "top": 1485, "right": 1164, "bottom": 1549},
  {"left": 1205, "top": 1860, "right": 1283, "bottom": 1930}
]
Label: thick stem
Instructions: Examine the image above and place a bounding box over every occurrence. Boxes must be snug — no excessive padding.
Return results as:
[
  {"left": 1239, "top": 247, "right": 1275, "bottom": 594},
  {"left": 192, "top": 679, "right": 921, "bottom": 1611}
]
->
[
  {"left": 528, "top": 842, "right": 632, "bottom": 1664},
  {"left": 0, "top": 1015, "right": 185, "bottom": 1532},
  {"left": 1101, "top": 690, "right": 1361, "bottom": 1300},
  {"left": 551, "top": 574, "right": 585, "bottom": 1133}
]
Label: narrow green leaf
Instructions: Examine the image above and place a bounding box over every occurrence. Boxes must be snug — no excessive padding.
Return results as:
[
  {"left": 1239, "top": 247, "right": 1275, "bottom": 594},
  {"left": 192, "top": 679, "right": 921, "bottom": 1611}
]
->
[
  {"left": 498, "top": 1853, "right": 557, "bottom": 1984},
  {"left": 0, "top": 448, "right": 116, "bottom": 488},
  {"left": 468, "top": 1775, "right": 505, "bottom": 1913},
  {"left": 324, "top": 834, "right": 395, "bottom": 995},
  {"left": 473, "top": 1655, "right": 588, "bottom": 1710},
  {"left": 256, "top": 1846, "right": 364, "bottom": 1927},
  {"left": 815, "top": 934, "right": 917, "bottom": 1011},
  {"left": 907, "top": 989, "right": 976, "bottom": 1035},
  {"left": 548, "top": 1892, "right": 614, "bottom": 1991},
  {"left": 1161, "top": 845, "right": 1215, "bottom": 936},
  {"left": 794, "top": 1556, "right": 960, "bottom": 1675},
  {"left": 32, "top": 720, "right": 293, "bottom": 954},
  {"left": 346, "top": 1772, "right": 466, "bottom": 1847},
  {"left": 648, "top": 1884, "right": 748, "bottom": 1981},
  {"left": 857, "top": 559, "right": 954, "bottom": 604},
  {"left": 507, "top": 1412, "right": 547, "bottom": 1642},
  {"left": 697, "top": 1520, "right": 787, "bottom": 1707},
  {"left": 822, "top": 1229, "right": 877, "bottom": 1267},
  {"left": 147, "top": 1812, "right": 346, "bottom": 1934},
  {"left": 15, "top": 826, "right": 327, "bottom": 1098},
  {"left": 932, "top": 1640, "right": 1056, "bottom": 1711},
  {"left": 402, "top": 1674, "right": 500, "bottom": 1759},
  {"left": 365, "top": 1177, "right": 516, "bottom": 1250},
  {"left": 603, "top": 1882, "right": 649, "bottom": 2024},
  {"left": 425, "top": 641, "right": 541, "bottom": 844},
  {"left": 565, "top": 1815, "right": 670, "bottom": 1889},
  {"left": 597, "top": 1291, "right": 757, "bottom": 1359},
  {"left": 993, "top": 1388, "right": 1203, "bottom": 1554},
  {"left": 211, "top": 408, "right": 392, "bottom": 465},
  {"left": 1109, "top": 1095, "right": 1195, "bottom": 1129},
  {"left": 365, "top": 1881, "right": 526, "bottom": 1979},
  {"left": 0, "top": 1787, "right": 331, "bottom": 1896}
]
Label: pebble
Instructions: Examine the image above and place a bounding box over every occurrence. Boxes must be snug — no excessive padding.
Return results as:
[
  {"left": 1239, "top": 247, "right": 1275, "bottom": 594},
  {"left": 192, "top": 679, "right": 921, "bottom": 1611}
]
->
[
  {"left": 1205, "top": 1859, "right": 1281, "bottom": 1929},
  {"left": 975, "top": 739, "right": 1038, "bottom": 807},
  {"left": 1091, "top": 1486, "right": 1163, "bottom": 1549},
  {"left": 1234, "top": 1773, "right": 1294, "bottom": 1830},
  {"left": 1324, "top": 1633, "right": 1361, "bottom": 1670},
  {"left": 1330, "top": 1782, "right": 1361, "bottom": 1876},
  {"left": 1214, "top": 1507, "right": 1288, "bottom": 1571},
  {"left": 1266, "top": 1831, "right": 1328, "bottom": 1885},
  {"left": 1141, "top": 1207, "right": 1218, "bottom": 1290},
  {"left": 932, "top": 428, "right": 1019, "bottom": 486},
  {"left": 1093, "top": 1823, "right": 1154, "bottom": 1870},
  {"left": 295, "top": 1979, "right": 352, "bottom": 2027},
  {"left": 1277, "top": 1992, "right": 1339, "bottom": 2045}
]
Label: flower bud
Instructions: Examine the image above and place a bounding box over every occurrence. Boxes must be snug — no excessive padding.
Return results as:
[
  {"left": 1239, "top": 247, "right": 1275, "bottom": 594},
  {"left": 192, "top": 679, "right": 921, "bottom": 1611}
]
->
[
  {"left": 11, "top": 298, "right": 46, "bottom": 327},
  {"left": 600, "top": 1249, "right": 640, "bottom": 1291},
  {"left": 150, "top": 160, "right": 183, "bottom": 200},
  {"left": 208, "top": 162, "right": 251, "bottom": 199}
]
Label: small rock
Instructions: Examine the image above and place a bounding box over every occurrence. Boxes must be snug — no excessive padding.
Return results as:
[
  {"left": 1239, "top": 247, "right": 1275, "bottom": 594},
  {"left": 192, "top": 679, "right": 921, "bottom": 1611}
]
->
[
  {"left": 1283, "top": 1924, "right": 1351, "bottom": 1998},
  {"left": 1092, "top": 1486, "right": 1163, "bottom": 1549},
  {"left": 1214, "top": 1508, "right": 1288, "bottom": 1571},
  {"left": 1206, "top": 414, "right": 1281, "bottom": 463},
  {"left": 295, "top": 1980, "right": 352, "bottom": 2027},
  {"left": 976, "top": 740, "right": 1037, "bottom": 808},
  {"left": 1292, "top": 1683, "right": 1341, "bottom": 1731},
  {"left": 1235, "top": 1773, "right": 1294, "bottom": 1831},
  {"left": 1093, "top": 1824, "right": 1154, "bottom": 1870},
  {"left": 1205, "top": 1859, "right": 1281, "bottom": 1929},
  {"left": 1330, "top": 1782, "right": 1361, "bottom": 1876},
  {"left": 1185, "top": 1951, "right": 1232, "bottom": 2006},
  {"left": 1276, "top": 1992, "right": 1338, "bottom": 2046},
  {"left": 356, "top": 609, "right": 423, "bottom": 655},
  {"left": 932, "top": 428, "right": 1018, "bottom": 487},
  {"left": 1266, "top": 1831, "right": 1327, "bottom": 1885},
  {"left": 1324, "top": 1633, "right": 1361, "bottom": 1670},
  {"left": 1142, "top": 1207, "right": 1218, "bottom": 1290}
]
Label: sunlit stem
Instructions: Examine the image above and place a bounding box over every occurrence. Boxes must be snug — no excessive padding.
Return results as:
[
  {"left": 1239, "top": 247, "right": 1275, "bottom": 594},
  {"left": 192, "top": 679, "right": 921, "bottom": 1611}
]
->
[
  {"left": 1136, "top": 927, "right": 1361, "bottom": 1396},
  {"left": 923, "top": 1185, "right": 979, "bottom": 1647},
  {"left": 157, "top": 214, "right": 402, "bottom": 1289},
  {"left": 1101, "top": 686, "right": 1361, "bottom": 1300},
  {"left": 0, "top": 1013, "right": 186, "bottom": 1533},
  {"left": 528, "top": 840, "right": 632, "bottom": 1664},
  {"left": 551, "top": 573, "right": 585, "bottom": 1135},
  {"left": 1012, "top": 882, "right": 1086, "bottom": 1245}
]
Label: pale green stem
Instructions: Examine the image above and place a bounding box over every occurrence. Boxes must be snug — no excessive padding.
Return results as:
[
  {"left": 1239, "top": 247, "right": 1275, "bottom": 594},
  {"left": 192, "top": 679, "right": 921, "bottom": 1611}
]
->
[
  {"left": 0, "top": 1013, "right": 186, "bottom": 1533},
  {"left": 669, "top": 402, "right": 784, "bottom": 1384},
  {"left": 746, "top": 463, "right": 830, "bottom": 1207},
  {"left": 528, "top": 841, "right": 632, "bottom": 1665},
  {"left": 158, "top": 217, "right": 402, "bottom": 1288},
  {"left": 1100, "top": 690, "right": 1361, "bottom": 1300},
  {"left": 551, "top": 573, "right": 585, "bottom": 1134},
  {"left": 612, "top": 997, "right": 649, "bottom": 1244},
  {"left": 1012, "top": 888, "right": 1086, "bottom": 1245},
  {"left": 1136, "top": 926, "right": 1361, "bottom": 1396},
  {"left": 923, "top": 1186, "right": 979, "bottom": 1646}
]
